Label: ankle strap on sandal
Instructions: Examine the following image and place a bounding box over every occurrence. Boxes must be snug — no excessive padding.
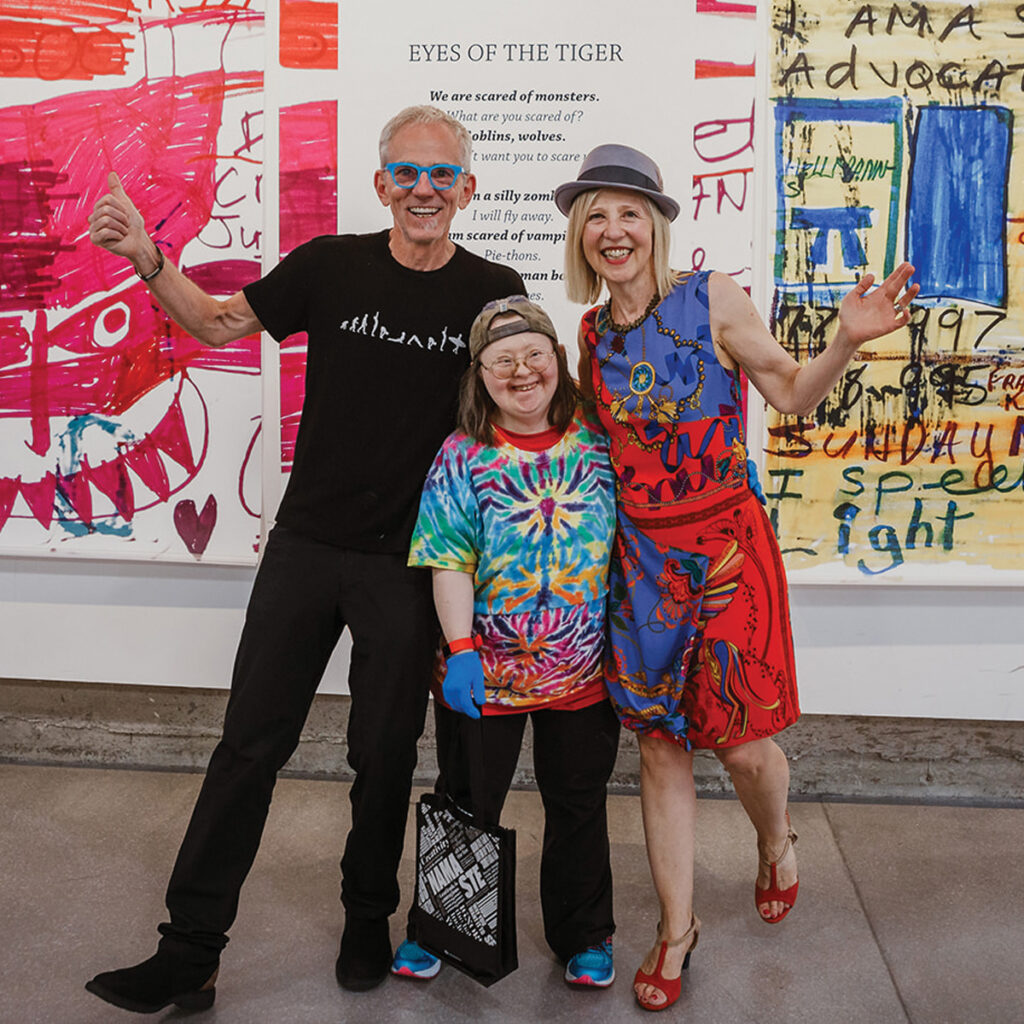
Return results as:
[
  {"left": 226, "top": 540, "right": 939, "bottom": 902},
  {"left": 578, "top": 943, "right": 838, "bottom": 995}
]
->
[{"left": 661, "top": 913, "right": 701, "bottom": 948}]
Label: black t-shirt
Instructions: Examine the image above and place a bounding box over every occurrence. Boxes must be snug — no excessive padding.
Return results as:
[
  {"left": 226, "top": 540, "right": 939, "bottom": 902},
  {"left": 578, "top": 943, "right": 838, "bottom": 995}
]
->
[{"left": 244, "top": 230, "right": 524, "bottom": 552}]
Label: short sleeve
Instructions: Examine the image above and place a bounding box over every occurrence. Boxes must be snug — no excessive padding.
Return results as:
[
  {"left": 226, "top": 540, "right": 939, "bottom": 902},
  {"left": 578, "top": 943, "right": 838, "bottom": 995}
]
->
[
  {"left": 242, "top": 238, "right": 322, "bottom": 342},
  {"left": 408, "top": 434, "right": 481, "bottom": 574}
]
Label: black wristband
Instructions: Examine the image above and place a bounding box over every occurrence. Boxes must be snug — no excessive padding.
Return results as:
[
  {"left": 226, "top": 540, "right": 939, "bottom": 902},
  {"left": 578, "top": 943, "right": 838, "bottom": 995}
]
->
[{"left": 136, "top": 247, "right": 165, "bottom": 283}]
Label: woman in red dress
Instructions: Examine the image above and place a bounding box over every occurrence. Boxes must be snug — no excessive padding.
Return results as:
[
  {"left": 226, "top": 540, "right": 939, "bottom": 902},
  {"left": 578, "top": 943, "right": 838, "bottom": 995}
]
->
[{"left": 555, "top": 145, "right": 917, "bottom": 1011}]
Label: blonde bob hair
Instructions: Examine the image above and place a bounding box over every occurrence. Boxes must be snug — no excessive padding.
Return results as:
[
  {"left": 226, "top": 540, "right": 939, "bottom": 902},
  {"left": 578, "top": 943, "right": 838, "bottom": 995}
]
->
[{"left": 563, "top": 189, "right": 681, "bottom": 305}]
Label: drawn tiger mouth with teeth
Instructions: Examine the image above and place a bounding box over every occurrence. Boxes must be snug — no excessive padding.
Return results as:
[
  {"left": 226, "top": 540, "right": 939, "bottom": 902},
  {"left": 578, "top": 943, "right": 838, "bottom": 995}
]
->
[
  {"left": 0, "top": 287, "right": 213, "bottom": 534},
  {"left": 0, "top": 64, "right": 262, "bottom": 549}
]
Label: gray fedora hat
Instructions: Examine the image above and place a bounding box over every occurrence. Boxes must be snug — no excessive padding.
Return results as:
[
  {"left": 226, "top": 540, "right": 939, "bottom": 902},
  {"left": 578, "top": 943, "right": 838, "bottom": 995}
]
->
[{"left": 553, "top": 143, "right": 680, "bottom": 221}]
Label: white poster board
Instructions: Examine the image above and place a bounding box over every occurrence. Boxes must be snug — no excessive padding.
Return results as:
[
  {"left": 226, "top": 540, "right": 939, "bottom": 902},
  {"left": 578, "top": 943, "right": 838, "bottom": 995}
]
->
[
  {"left": 337, "top": 0, "right": 760, "bottom": 346},
  {"left": 755, "top": 0, "right": 1024, "bottom": 585},
  {"left": 0, "top": 3, "right": 264, "bottom": 564}
]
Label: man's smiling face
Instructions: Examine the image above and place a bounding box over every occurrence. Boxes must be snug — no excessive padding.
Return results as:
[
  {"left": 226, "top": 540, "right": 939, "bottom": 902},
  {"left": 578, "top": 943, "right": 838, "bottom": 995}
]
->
[{"left": 373, "top": 122, "right": 475, "bottom": 266}]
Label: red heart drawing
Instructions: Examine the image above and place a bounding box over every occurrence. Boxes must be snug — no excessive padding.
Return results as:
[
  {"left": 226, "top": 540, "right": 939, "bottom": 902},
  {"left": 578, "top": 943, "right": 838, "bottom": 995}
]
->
[{"left": 174, "top": 494, "right": 217, "bottom": 556}]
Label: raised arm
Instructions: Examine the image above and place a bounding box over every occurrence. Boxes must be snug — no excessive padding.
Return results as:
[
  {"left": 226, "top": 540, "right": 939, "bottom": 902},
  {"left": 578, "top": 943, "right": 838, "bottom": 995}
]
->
[
  {"left": 710, "top": 263, "right": 918, "bottom": 416},
  {"left": 88, "top": 172, "right": 263, "bottom": 348}
]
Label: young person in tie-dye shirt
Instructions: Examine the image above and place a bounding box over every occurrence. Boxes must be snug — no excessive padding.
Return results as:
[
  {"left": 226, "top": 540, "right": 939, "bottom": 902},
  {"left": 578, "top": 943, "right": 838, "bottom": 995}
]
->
[{"left": 397, "top": 296, "right": 620, "bottom": 990}]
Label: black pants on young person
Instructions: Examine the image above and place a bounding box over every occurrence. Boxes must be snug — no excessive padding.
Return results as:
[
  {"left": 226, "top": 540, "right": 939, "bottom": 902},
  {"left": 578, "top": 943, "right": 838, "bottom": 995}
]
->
[
  {"left": 433, "top": 698, "right": 621, "bottom": 963},
  {"left": 156, "top": 526, "right": 436, "bottom": 965}
]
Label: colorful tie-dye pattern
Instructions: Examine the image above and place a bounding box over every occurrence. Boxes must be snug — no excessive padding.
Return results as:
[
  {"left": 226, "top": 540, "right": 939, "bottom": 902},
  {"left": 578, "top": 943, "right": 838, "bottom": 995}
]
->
[
  {"left": 584, "top": 273, "right": 800, "bottom": 749},
  {"left": 409, "top": 412, "right": 616, "bottom": 710}
]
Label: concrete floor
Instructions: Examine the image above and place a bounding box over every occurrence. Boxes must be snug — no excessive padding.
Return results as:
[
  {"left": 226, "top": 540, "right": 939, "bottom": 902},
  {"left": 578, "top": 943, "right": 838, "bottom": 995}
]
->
[{"left": 1, "top": 763, "right": 1021, "bottom": 1024}]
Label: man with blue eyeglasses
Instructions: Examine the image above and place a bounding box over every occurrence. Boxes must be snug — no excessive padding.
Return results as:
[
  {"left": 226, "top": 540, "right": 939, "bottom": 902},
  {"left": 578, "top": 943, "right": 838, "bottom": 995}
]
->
[{"left": 85, "top": 105, "right": 524, "bottom": 1013}]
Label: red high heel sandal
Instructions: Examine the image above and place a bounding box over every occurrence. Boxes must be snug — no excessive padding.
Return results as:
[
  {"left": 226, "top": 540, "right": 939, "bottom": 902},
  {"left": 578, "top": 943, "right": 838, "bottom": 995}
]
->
[
  {"left": 633, "top": 914, "right": 700, "bottom": 1012},
  {"left": 755, "top": 812, "right": 799, "bottom": 924}
]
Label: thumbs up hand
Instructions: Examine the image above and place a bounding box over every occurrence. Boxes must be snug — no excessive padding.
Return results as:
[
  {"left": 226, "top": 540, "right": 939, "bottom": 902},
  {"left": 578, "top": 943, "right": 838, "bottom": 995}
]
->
[{"left": 88, "top": 171, "right": 160, "bottom": 274}]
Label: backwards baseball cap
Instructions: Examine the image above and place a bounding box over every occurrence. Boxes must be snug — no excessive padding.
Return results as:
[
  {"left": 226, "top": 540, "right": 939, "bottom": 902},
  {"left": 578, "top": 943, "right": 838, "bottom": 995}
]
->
[
  {"left": 553, "top": 143, "right": 680, "bottom": 221},
  {"left": 469, "top": 295, "right": 558, "bottom": 360}
]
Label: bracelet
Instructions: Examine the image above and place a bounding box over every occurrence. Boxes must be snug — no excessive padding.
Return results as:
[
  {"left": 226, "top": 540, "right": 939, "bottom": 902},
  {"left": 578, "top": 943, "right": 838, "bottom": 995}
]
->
[
  {"left": 443, "top": 635, "right": 482, "bottom": 659},
  {"left": 136, "top": 247, "right": 165, "bottom": 283}
]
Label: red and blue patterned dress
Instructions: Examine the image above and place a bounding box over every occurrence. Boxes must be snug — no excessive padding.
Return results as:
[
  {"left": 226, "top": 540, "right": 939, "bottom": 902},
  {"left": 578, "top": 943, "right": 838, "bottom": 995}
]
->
[{"left": 582, "top": 271, "right": 799, "bottom": 750}]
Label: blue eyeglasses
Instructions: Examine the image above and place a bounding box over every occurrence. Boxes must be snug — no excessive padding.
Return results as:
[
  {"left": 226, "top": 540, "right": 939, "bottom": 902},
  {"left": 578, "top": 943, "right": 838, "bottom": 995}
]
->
[{"left": 384, "top": 162, "right": 464, "bottom": 191}]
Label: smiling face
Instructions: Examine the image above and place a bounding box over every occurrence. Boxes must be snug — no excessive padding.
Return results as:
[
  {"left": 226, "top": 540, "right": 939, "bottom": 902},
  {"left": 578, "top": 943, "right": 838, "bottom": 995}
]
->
[
  {"left": 580, "top": 188, "right": 657, "bottom": 295},
  {"left": 373, "top": 121, "right": 476, "bottom": 269},
  {"left": 478, "top": 322, "right": 560, "bottom": 435}
]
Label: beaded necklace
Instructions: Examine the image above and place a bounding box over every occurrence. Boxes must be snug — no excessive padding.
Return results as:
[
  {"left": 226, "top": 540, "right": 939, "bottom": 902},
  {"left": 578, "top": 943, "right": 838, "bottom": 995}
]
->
[{"left": 607, "top": 292, "right": 659, "bottom": 335}]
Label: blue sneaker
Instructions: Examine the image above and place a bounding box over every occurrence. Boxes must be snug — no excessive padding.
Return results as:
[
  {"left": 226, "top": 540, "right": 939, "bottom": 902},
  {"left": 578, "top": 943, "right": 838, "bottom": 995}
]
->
[
  {"left": 564, "top": 936, "right": 614, "bottom": 988},
  {"left": 390, "top": 940, "right": 441, "bottom": 981}
]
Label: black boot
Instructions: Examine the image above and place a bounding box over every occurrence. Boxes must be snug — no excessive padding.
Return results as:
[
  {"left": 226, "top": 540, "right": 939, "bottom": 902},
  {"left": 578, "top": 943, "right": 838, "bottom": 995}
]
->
[
  {"left": 85, "top": 950, "right": 219, "bottom": 1013},
  {"left": 335, "top": 916, "right": 391, "bottom": 992}
]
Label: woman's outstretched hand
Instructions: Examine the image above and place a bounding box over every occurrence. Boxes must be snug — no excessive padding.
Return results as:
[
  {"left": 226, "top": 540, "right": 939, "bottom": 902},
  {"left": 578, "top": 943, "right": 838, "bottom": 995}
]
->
[{"left": 837, "top": 261, "right": 919, "bottom": 348}]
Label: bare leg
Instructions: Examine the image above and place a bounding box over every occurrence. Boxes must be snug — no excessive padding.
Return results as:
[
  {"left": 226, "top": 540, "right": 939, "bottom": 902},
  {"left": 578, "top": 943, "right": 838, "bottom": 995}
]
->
[
  {"left": 715, "top": 737, "right": 798, "bottom": 920},
  {"left": 634, "top": 735, "right": 697, "bottom": 1007}
]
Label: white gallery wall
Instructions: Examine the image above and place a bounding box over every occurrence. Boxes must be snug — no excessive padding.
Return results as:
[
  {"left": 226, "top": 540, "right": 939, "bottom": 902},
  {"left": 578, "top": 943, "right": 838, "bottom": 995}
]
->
[{"left": 1, "top": 0, "right": 1021, "bottom": 719}]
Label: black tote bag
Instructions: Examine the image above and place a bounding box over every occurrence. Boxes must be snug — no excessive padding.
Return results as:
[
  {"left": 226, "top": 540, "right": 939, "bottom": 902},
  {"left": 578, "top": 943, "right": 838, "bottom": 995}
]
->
[{"left": 409, "top": 718, "right": 518, "bottom": 986}]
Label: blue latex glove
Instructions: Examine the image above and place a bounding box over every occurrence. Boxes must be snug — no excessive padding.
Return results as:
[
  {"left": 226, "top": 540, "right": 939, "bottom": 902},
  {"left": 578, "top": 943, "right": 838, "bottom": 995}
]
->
[{"left": 442, "top": 650, "right": 486, "bottom": 719}]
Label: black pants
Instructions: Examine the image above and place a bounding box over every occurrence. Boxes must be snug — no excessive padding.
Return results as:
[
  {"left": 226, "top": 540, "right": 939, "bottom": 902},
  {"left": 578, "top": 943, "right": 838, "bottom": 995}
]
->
[
  {"left": 157, "top": 526, "right": 436, "bottom": 963},
  {"left": 433, "top": 698, "right": 620, "bottom": 963}
]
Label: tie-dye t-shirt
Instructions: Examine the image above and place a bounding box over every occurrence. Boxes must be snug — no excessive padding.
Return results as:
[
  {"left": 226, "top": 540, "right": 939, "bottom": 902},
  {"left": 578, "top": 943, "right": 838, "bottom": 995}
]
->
[{"left": 409, "top": 410, "right": 616, "bottom": 711}]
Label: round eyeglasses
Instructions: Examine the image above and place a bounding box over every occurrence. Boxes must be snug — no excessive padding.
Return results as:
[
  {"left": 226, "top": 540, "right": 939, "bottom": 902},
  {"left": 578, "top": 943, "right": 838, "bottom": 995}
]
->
[
  {"left": 384, "top": 162, "right": 464, "bottom": 191},
  {"left": 479, "top": 347, "right": 555, "bottom": 380}
]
